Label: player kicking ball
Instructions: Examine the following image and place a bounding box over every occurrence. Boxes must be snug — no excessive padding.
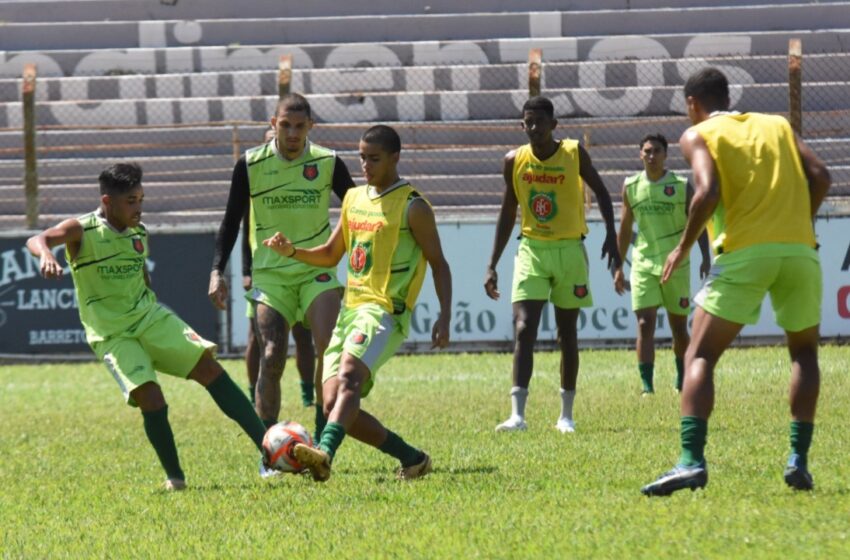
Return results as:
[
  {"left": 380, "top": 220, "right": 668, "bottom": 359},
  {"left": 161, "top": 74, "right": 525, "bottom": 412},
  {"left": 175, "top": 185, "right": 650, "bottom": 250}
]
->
[
  {"left": 26, "top": 163, "right": 269, "bottom": 491},
  {"left": 263, "top": 125, "right": 452, "bottom": 482}
]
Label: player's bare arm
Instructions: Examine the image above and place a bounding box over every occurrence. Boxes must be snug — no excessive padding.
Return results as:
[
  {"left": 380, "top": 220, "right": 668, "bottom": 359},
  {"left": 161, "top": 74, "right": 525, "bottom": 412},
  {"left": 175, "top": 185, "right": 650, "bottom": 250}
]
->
[
  {"left": 795, "top": 133, "right": 832, "bottom": 217},
  {"left": 663, "top": 129, "right": 719, "bottom": 283},
  {"left": 25, "top": 218, "right": 83, "bottom": 280},
  {"left": 578, "top": 145, "right": 621, "bottom": 270},
  {"left": 484, "top": 151, "right": 519, "bottom": 301},
  {"left": 263, "top": 220, "right": 346, "bottom": 268},
  {"left": 409, "top": 198, "right": 452, "bottom": 349},
  {"left": 687, "top": 180, "right": 713, "bottom": 279},
  {"left": 614, "top": 179, "right": 633, "bottom": 295}
]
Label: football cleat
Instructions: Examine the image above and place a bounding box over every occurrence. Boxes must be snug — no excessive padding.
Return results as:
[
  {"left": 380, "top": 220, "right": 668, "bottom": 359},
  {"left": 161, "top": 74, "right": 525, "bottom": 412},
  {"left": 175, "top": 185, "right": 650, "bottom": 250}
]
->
[
  {"left": 164, "top": 478, "right": 186, "bottom": 492},
  {"left": 641, "top": 463, "right": 708, "bottom": 496},
  {"left": 398, "top": 452, "right": 432, "bottom": 481},
  {"left": 259, "top": 457, "right": 282, "bottom": 479},
  {"left": 293, "top": 443, "right": 332, "bottom": 482},
  {"left": 495, "top": 416, "right": 528, "bottom": 432},
  {"left": 555, "top": 417, "right": 575, "bottom": 433},
  {"left": 784, "top": 454, "right": 814, "bottom": 491}
]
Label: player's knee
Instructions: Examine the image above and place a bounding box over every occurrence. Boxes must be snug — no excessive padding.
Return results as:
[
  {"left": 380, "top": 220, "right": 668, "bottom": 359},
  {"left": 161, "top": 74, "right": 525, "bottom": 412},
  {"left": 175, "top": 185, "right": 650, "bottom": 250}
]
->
[
  {"left": 337, "top": 368, "right": 363, "bottom": 396},
  {"left": 514, "top": 317, "right": 536, "bottom": 342},
  {"left": 132, "top": 382, "right": 166, "bottom": 411},
  {"left": 261, "top": 342, "right": 287, "bottom": 372}
]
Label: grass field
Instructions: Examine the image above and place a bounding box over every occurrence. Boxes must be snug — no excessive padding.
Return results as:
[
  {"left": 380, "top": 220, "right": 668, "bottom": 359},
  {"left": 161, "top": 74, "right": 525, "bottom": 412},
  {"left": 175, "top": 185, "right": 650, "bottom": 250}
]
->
[{"left": 2, "top": 345, "right": 849, "bottom": 558}]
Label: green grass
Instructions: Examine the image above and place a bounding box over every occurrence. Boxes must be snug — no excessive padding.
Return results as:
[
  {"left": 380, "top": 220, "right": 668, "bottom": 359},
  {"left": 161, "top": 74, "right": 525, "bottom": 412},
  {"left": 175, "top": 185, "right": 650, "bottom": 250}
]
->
[{"left": 2, "top": 346, "right": 850, "bottom": 558}]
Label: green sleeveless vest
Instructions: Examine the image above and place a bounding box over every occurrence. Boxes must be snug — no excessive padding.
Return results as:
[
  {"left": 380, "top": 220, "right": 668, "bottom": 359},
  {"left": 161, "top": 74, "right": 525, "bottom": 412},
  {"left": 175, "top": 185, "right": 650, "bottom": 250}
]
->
[
  {"left": 68, "top": 210, "right": 156, "bottom": 342},
  {"left": 245, "top": 140, "right": 338, "bottom": 277}
]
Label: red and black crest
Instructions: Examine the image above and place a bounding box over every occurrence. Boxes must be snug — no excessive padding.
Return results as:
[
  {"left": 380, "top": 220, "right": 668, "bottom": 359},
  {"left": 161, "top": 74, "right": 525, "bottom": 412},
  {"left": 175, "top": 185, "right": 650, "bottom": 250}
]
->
[
  {"left": 303, "top": 164, "right": 319, "bottom": 181},
  {"left": 573, "top": 285, "right": 588, "bottom": 299},
  {"left": 351, "top": 331, "right": 367, "bottom": 345},
  {"left": 132, "top": 237, "right": 144, "bottom": 254},
  {"left": 679, "top": 297, "right": 690, "bottom": 309},
  {"left": 663, "top": 185, "right": 676, "bottom": 197},
  {"left": 315, "top": 273, "right": 331, "bottom": 283}
]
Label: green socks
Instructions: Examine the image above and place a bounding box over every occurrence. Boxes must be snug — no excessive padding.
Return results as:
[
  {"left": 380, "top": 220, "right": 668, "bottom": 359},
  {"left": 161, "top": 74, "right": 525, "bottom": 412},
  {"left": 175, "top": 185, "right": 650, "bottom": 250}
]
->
[
  {"left": 247, "top": 384, "right": 256, "bottom": 407},
  {"left": 318, "top": 421, "right": 346, "bottom": 460},
  {"left": 313, "top": 404, "right": 327, "bottom": 444},
  {"left": 300, "top": 381, "right": 315, "bottom": 408},
  {"left": 678, "top": 416, "right": 708, "bottom": 467},
  {"left": 639, "top": 363, "right": 654, "bottom": 393},
  {"left": 206, "top": 372, "right": 267, "bottom": 451},
  {"left": 675, "top": 358, "right": 685, "bottom": 391},
  {"left": 142, "top": 406, "right": 184, "bottom": 481},
  {"left": 378, "top": 430, "right": 423, "bottom": 468},
  {"left": 790, "top": 421, "right": 814, "bottom": 467}
]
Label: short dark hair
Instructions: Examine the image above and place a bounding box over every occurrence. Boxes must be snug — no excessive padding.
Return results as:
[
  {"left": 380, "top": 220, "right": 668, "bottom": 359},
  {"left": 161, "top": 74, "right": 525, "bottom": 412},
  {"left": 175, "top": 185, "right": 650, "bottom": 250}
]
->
[
  {"left": 98, "top": 163, "right": 142, "bottom": 195},
  {"left": 361, "top": 125, "right": 401, "bottom": 154},
  {"left": 684, "top": 67, "right": 730, "bottom": 110},
  {"left": 522, "top": 96, "right": 555, "bottom": 118},
  {"left": 640, "top": 133, "right": 668, "bottom": 152},
  {"left": 276, "top": 93, "right": 312, "bottom": 119}
]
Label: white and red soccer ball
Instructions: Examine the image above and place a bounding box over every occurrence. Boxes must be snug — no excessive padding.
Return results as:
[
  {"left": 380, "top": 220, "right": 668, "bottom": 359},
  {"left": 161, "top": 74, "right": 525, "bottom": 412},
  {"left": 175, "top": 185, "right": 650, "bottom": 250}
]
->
[{"left": 261, "top": 421, "right": 313, "bottom": 473}]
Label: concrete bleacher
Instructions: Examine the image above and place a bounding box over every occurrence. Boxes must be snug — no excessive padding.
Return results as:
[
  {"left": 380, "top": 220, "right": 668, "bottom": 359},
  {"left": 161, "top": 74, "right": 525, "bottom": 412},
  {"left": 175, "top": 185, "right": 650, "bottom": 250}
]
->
[{"left": 1, "top": 0, "right": 849, "bottom": 228}]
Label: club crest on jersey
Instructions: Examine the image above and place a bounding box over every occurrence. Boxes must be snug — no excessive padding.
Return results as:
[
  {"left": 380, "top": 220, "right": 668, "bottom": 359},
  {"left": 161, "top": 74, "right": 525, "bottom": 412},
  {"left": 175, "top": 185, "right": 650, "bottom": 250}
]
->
[
  {"left": 315, "top": 273, "right": 332, "bottom": 283},
  {"left": 679, "top": 297, "right": 690, "bottom": 309},
  {"left": 185, "top": 330, "right": 201, "bottom": 342},
  {"left": 663, "top": 185, "right": 676, "bottom": 197},
  {"left": 303, "top": 164, "right": 319, "bottom": 181},
  {"left": 574, "top": 284, "right": 589, "bottom": 298},
  {"left": 529, "top": 189, "right": 558, "bottom": 222},
  {"left": 350, "top": 331, "right": 368, "bottom": 345},
  {"left": 349, "top": 241, "right": 372, "bottom": 277},
  {"left": 131, "top": 237, "right": 144, "bottom": 254}
]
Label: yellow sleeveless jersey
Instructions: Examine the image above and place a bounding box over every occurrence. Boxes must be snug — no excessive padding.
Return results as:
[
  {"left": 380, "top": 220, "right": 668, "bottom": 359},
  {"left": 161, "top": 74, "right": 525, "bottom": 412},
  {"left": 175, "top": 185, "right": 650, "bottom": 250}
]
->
[
  {"left": 341, "top": 181, "right": 427, "bottom": 315},
  {"left": 512, "top": 139, "right": 587, "bottom": 240},
  {"left": 693, "top": 113, "right": 815, "bottom": 254}
]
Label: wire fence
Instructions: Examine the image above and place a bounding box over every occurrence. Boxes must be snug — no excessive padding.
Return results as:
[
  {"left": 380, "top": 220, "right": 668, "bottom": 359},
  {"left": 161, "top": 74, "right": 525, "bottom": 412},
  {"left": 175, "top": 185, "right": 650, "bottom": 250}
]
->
[{"left": 1, "top": 48, "right": 848, "bottom": 229}]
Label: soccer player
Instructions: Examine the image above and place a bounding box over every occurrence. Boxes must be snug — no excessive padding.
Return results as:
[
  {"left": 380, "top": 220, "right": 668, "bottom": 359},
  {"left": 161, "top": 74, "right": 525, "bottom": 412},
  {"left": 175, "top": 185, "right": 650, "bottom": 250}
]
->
[
  {"left": 263, "top": 125, "right": 452, "bottom": 482},
  {"left": 208, "top": 94, "right": 354, "bottom": 476},
  {"left": 613, "top": 133, "right": 711, "bottom": 395},
  {"left": 240, "top": 128, "right": 317, "bottom": 411},
  {"left": 641, "top": 68, "right": 831, "bottom": 496},
  {"left": 26, "top": 163, "right": 268, "bottom": 491},
  {"left": 484, "top": 96, "right": 620, "bottom": 434}
]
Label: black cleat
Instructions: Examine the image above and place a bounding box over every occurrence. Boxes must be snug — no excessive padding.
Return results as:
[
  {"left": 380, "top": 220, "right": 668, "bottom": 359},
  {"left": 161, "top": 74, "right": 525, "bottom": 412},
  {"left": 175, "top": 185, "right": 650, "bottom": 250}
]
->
[
  {"left": 641, "top": 463, "right": 708, "bottom": 496},
  {"left": 784, "top": 454, "right": 814, "bottom": 491}
]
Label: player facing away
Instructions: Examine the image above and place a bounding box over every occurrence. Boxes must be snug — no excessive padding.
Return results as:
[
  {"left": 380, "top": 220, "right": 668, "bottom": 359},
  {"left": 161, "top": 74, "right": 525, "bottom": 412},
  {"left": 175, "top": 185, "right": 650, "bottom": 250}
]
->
[
  {"left": 26, "top": 163, "right": 268, "bottom": 491},
  {"left": 641, "top": 68, "right": 831, "bottom": 496},
  {"left": 209, "top": 94, "right": 354, "bottom": 476},
  {"left": 613, "top": 133, "right": 711, "bottom": 395},
  {"left": 263, "top": 125, "right": 452, "bottom": 482},
  {"left": 484, "top": 96, "right": 621, "bottom": 434},
  {"left": 240, "top": 127, "right": 318, "bottom": 411}
]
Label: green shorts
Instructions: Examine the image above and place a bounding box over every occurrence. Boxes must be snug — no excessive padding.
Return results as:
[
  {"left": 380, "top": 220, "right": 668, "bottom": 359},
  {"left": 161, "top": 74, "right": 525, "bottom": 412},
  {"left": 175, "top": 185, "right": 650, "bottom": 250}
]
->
[
  {"left": 694, "top": 244, "right": 821, "bottom": 332},
  {"left": 245, "top": 297, "right": 255, "bottom": 320},
  {"left": 322, "top": 303, "right": 409, "bottom": 398},
  {"left": 631, "top": 264, "right": 691, "bottom": 315},
  {"left": 90, "top": 304, "right": 216, "bottom": 407},
  {"left": 248, "top": 267, "right": 341, "bottom": 327},
  {"left": 511, "top": 237, "right": 593, "bottom": 309}
]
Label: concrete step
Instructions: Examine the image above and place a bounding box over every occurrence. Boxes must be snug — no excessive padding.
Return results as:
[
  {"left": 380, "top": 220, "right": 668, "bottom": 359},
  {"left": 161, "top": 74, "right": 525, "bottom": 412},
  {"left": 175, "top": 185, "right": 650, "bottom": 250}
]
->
[
  {"left": 5, "top": 0, "right": 842, "bottom": 23},
  {"left": 3, "top": 5, "right": 850, "bottom": 51},
  {"left": 3, "top": 54, "right": 848, "bottom": 103},
  {"left": 3, "top": 82, "right": 849, "bottom": 128},
  {"left": 4, "top": 30, "right": 849, "bottom": 79}
]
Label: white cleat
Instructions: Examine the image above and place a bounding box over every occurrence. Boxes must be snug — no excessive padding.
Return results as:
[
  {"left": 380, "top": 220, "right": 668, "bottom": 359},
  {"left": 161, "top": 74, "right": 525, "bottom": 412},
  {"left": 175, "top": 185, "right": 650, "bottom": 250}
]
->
[
  {"left": 164, "top": 478, "right": 186, "bottom": 491},
  {"left": 495, "top": 416, "right": 528, "bottom": 432},
  {"left": 555, "top": 418, "right": 575, "bottom": 433}
]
